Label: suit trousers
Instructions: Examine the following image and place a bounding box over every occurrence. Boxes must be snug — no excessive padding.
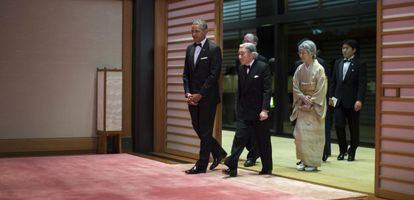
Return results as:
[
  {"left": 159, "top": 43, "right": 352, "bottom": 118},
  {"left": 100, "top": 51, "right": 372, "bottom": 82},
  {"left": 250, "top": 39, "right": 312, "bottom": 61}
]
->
[
  {"left": 334, "top": 104, "right": 360, "bottom": 156},
  {"left": 188, "top": 102, "right": 225, "bottom": 169},
  {"left": 324, "top": 107, "right": 333, "bottom": 156},
  {"left": 225, "top": 119, "right": 272, "bottom": 171},
  {"left": 245, "top": 132, "right": 259, "bottom": 161}
]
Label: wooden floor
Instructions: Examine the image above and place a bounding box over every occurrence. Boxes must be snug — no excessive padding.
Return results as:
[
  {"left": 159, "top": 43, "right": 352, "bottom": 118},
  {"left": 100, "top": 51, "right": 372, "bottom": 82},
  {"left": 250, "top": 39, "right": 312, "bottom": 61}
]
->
[{"left": 222, "top": 131, "right": 375, "bottom": 194}]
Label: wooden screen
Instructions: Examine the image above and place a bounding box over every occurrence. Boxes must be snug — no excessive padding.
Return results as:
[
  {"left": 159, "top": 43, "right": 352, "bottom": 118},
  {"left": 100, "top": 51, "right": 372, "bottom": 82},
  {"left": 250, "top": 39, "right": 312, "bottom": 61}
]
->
[
  {"left": 154, "top": 0, "right": 223, "bottom": 159},
  {"left": 376, "top": 1, "right": 414, "bottom": 199}
]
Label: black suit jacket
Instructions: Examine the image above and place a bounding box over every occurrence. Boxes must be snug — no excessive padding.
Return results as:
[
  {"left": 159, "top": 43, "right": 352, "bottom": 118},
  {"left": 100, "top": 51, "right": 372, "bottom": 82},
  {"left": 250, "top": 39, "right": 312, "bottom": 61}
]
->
[
  {"left": 237, "top": 59, "right": 272, "bottom": 120},
  {"left": 329, "top": 58, "right": 367, "bottom": 108},
  {"left": 183, "top": 39, "right": 222, "bottom": 105}
]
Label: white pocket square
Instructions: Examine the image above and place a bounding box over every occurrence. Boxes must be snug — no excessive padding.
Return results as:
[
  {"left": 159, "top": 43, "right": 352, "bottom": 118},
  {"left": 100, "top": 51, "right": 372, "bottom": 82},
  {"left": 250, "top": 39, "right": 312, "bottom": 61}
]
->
[
  {"left": 200, "top": 57, "right": 208, "bottom": 60},
  {"left": 254, "top": 75, "right": 259, "bottom": 78}
]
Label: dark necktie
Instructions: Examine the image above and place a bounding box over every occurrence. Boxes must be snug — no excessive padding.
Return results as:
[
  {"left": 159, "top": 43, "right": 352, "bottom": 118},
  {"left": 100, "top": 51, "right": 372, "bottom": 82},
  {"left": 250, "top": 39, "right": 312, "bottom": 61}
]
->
[
  {"left": 245, "top": 65, "right": 250, "bottom": 75},
  {"left": 342, "top": 59, "right": 352, "bottom": 80},
  {"left": 194, "top": 43, "right": 202, "bottom": 48},
  {"left": 344, "top": 58, "right": 352, "bottom": 63}
]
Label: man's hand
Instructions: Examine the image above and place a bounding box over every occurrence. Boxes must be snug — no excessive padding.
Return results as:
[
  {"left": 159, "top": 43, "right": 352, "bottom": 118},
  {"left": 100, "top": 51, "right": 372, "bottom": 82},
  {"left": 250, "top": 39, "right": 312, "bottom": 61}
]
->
[
  {"left": 186, "top": 93, "right": 198, "bottom": 106},
  {"left": 259, "top": 110, "right": 269, "bottom": 121},
  {"left": 354, "top": 101, "right": 362, "bottom": 111},
  {"left": 189, "top": 93, "right": 202, "bottom": 103}
]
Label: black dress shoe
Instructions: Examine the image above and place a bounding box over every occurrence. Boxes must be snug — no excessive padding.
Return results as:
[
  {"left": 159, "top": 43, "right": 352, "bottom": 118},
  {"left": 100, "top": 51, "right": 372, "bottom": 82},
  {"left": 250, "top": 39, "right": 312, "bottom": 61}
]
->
[
  {"left": 185, "top": 166, "right": 206, "bottom": 174},
  {"left": 337, "top": 153, "right": 345, "bottom": 160},
  {"left": 259, "top": 170, "right": 272, "bottom": 175},
  {"left": 322, "top": 153, "right": 329, "bottom": 162},
  {"left": 243, "top": 159, "right": 256, "bottom": 167},
  {"left": 209, "top": 152, "right": 227, "bottom": 170},
  {"left": 347, "top": 155, "right": 355, "bottom": 161},
  {"left": 222, "top": 168, "right": 237, "bottom": 177}
]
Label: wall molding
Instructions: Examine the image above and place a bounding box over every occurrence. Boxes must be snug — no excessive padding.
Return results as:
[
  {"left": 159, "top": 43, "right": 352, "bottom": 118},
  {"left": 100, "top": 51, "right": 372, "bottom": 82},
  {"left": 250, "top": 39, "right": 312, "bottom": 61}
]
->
[{"left": 0, "top": 137, "right": 97, "bottom": 153}]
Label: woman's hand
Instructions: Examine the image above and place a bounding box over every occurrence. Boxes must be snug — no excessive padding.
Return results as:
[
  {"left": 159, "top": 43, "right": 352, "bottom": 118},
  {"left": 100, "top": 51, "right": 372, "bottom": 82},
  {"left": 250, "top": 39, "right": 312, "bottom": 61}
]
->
[{"left": 300, "top": 95, "right": 312, "bottom": 105}]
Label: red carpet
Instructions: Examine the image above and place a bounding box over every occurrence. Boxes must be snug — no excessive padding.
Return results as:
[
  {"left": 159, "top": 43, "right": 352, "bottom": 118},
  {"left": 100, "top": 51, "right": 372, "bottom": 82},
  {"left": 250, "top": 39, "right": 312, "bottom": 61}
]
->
[{"left": 0, "top": 154, "right": 313, "bottom": 200}]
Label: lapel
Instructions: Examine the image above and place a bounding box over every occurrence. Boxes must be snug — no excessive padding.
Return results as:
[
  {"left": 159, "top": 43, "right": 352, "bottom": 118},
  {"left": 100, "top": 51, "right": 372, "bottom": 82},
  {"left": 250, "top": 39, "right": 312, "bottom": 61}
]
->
[
  {"left": 343, "top": 60, "right": 355, "bottom": 81},
  {"left": 237, "top": 63, "right": 245, "bottom": 100},
  {"left": 194, "top": 40, "right": 209, "bottom": 71},
  {"left": 246, "top": 60, "right": 258, "bottom": 81},
  {"left": 238, "top": 63, "right": 247, "bottom": 89},
  {"left": 242, "top": 60, "right": 257, "bottom": 95},
  {"left": 239, "top": 63, "right": 247, "bottom": 83},
  {"left": 189, "top": 45, "right": 195, "bottom": 70},
  {"left": 339, "top": 60, "right": 344, "bottom": 82}
]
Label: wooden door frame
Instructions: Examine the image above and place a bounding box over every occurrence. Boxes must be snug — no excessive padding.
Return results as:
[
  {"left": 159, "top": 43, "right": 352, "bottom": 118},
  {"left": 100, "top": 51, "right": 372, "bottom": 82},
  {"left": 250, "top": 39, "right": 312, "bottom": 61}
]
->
[{"left": 153, "top": 0, "right": 223, "bottom": 157}]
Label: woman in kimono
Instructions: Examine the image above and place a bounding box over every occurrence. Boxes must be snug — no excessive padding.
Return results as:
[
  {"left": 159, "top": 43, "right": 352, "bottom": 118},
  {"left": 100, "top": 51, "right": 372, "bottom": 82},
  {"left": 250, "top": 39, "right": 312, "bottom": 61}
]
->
[{"left": 290, "top": 40, "right": 327, "bottom": 172}]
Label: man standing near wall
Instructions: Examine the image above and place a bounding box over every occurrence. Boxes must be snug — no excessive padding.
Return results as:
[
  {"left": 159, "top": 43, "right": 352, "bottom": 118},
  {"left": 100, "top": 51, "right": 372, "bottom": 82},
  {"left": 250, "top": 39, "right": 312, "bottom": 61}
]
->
[
  {"left": 183, "top": 19, "right": 227, "bottom": 174},
  {"left": 329, "top": 39, "right": 367, "bottom": 162}
]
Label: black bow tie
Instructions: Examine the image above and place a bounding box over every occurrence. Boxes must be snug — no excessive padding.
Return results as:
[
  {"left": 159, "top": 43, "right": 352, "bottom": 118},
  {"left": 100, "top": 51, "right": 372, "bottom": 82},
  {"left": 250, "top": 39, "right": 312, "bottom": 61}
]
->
[
  {"left": 244, "top": 65, "right": 251, "bottom": 69},
  {"left": 194, "top": 43, "right": 202, "bottom": 47},
  {"left": 344, "top": 58, "right": 353, "bottom": 62}
]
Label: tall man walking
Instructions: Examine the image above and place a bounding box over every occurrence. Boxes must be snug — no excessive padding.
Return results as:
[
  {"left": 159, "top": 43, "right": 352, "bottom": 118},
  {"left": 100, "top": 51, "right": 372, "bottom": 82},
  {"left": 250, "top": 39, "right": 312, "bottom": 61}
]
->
[
  {"left": 329, "top": 39, "right": 367, "bottom": 162},
  {"left": 183, "top": 19, "right": 227, "bottom": 174}
]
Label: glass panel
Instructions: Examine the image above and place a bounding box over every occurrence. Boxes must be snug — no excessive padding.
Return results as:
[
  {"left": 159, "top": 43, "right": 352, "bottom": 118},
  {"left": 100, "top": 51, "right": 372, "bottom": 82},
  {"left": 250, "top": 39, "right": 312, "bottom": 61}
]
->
[
  {"left": 286, "top": 0, "right": 319, "bottom": 12},
  {"left": 223, "top": 0, "right": 275, "bottom": 23},
  {"left": 286, "top": 0, "right": 376, "bottom": 13}
]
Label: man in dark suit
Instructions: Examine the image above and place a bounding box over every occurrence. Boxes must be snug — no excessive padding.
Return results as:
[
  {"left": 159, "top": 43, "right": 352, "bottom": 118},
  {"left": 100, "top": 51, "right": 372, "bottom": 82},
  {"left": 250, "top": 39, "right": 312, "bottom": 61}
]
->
[
  {"left": 182, "top": 19, "right": 227, "bottom": 174},
  {"left": 329, "top": 39, "right": 367, "bottom": 162},
  {"left": 223, "top": 42, "right": 273, "bottom": 177},
  {"left": 240, "top": 33, "right": 268, "bottom": 167}
]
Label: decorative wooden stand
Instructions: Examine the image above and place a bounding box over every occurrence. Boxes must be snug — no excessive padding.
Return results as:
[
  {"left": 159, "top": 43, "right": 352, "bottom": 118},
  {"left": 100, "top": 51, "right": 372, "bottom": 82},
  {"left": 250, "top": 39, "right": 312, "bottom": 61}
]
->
[
  {"left": 97, "top": 131, "right": 122, "bottom": 154},
  {"left": 96, "top": 68, "right": 123, "bottom": 154}
]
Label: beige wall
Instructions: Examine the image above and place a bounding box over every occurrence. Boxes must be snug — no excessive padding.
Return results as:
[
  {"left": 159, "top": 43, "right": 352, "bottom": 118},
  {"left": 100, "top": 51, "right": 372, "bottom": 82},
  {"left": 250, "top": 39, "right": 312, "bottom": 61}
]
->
[{"left": 0, "top": 0, "right": 122, "bottom": 139}]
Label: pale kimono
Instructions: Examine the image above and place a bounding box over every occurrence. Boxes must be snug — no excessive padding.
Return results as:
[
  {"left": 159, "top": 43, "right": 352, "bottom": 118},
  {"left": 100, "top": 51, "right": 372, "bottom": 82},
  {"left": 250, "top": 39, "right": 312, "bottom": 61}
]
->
[{"left": 290, "top": 59, "right": 327, "bottom": 167}]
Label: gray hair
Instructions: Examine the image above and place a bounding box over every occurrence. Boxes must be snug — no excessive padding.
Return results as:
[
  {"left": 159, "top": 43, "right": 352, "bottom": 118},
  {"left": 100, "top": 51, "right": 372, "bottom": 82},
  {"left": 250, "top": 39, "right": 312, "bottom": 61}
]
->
[
  {"left": 192, "top": 19, "right": 208, "bottom": 30},
  {"left": 298, "top": 40, "right": 317, "bottom": 59},
  {"left": 243, "top": 33, "right": 258, "bottom": 44},
  {"left": 240, "top": 42, "right": 258, "bottom": 58}
]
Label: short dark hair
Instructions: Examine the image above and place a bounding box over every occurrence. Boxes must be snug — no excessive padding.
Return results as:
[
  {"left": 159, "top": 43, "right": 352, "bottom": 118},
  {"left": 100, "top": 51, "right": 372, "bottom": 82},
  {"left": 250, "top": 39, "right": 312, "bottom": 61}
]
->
[{"left": 342, "top": 39, "right": 359, "bottom": 51}]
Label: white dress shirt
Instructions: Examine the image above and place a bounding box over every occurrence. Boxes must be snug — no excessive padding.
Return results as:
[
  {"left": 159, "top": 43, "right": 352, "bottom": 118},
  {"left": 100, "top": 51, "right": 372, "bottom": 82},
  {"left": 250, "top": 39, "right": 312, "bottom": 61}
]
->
[
  {"left": 194, "top": 38, "right": 207, "bottom": 65},
  {"left": 342, "top": 55, "right": 354, "bottom": 80}
]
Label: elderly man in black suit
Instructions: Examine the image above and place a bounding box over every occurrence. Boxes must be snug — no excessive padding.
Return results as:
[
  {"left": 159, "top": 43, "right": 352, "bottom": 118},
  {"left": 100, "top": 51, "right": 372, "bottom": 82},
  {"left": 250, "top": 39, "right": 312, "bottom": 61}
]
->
[
  {"left": 240, "top": 33, "right": 269, "bottom": 167},
  {"left": 223, "top": 42, "right": 273, "bottom": 177},
  {"left": 329, "top": 39, "right": 367, "bottom": 162},
  {"left": 183, "top": 19, "right": 227, "bottom": 174}
]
